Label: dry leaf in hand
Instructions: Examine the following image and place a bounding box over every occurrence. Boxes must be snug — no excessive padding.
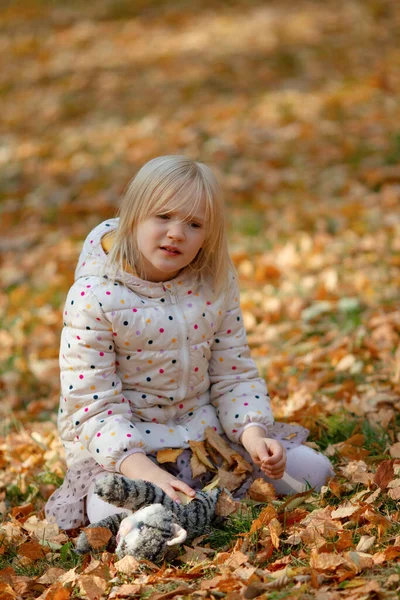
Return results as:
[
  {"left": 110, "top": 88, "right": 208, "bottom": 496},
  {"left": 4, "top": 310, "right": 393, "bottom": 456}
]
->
[
  {"left": 156, "top": 448, "right": 184, "bottom": 464},
  {"left": 82, "top": 527, "right": 112, "bottom": 550},
  {"left": 248, "top": 478, "right": 277, "bottom": 503}
]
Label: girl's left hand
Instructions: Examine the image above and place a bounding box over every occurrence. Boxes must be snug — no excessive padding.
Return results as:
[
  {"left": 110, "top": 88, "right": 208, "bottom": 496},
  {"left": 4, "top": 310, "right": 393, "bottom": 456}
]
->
[{"left": 242, "top": 434, "right": 286, "bottom": 479}]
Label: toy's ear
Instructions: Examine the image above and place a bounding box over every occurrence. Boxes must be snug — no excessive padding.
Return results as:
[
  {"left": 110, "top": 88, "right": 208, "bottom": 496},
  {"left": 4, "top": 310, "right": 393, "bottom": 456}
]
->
[
  {"left": 166, "top": 523, "right": 187, "bottom": 546},
  {"left": 116, "top": 515, "right": 135, "bottom": 544}
]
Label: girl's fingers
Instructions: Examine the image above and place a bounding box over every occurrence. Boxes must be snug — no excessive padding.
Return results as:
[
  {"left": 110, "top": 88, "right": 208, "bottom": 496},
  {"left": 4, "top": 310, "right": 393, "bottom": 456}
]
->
[{"left": 172, "top": 480, "right": 196, "bottom": 497}]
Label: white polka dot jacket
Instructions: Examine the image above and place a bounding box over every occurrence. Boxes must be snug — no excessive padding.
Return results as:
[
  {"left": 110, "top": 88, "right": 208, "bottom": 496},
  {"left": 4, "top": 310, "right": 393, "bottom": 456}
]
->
[{"left": 58, "top": 219, "right": 274, "bottom": 473}]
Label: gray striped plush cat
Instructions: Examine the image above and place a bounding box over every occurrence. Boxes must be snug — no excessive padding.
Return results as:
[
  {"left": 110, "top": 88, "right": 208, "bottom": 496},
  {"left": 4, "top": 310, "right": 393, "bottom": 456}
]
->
[{"left": 76, "top": 474, "right": 220, "bottom": 562}]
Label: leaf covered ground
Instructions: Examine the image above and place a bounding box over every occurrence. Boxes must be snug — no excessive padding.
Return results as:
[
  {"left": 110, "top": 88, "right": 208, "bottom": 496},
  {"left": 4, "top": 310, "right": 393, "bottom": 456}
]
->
[{"left": 0, "top": 0, "right": 399, "bottom": 598}]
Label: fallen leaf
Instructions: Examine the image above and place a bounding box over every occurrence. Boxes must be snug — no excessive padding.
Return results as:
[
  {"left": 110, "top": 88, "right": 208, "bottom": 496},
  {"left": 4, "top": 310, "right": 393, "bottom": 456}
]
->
[
  {"left": 356, "top": 535, "right": 376, "bottom": 553},
  {"left": 114, "top": 555, "right": 141, "bottom": 574},
  {"left": 156, "top": 448, "right": 184, "bottom": 464},
  {"left": 204, "top": 427, "right": 235, "bottom": 465},
  {"left": 390, "top": 442, "right": 400, "bottom": 458},
  {"left": 310, "top": 549, "right": 346, "bottom": 571},
  {"left": 18, "top": 541, "right": 46, "bottom": 560},
  {"left": 217, "top": 468, "right": 246, "bottom": 491},
  {"left": 189, "top": 440, "right": 215, "bottom": 470},
  {"left": 215, "top": 489, "right": 239, "bottom": 516},
  {"left": 268, "top": 518, "right": 282, "bottom": 549},
  {"left": 331, "top": 504, "right": 360, "bottom": 519},
  {"left": 109, "top": 584, "right": 142, "bottom": 599},
  {"left": 77, "top": 575, "right": 107, "bottom": 600},
  {"left": 177, "top": 545, "right": 208, "bottom": 563},
  {"left": 224, "top": 550, "right": 249, "bottom": 569},
  {"left": 0, "top": 582, "right": 17, "bottom": 600},
  {"left": 249, "top": 505, "right": 277, "bottom": 535},
  {"left": 190, "top": 452, "right": 208, "bottom": 478},
  {"left": 82, "top": 527, "right": 112, "bottom": 550},
  {"left": 248, "top": 478, "right": 277, "bottom": 503}
]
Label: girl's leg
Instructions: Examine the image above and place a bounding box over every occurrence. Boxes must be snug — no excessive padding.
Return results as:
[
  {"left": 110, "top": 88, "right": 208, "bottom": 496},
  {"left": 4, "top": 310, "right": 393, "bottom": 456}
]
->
[
  {"left": 264, "top": 445, "right": 334, "bottom": 495},
  {"left": 86, "top": 474, "right": 132, "bottom": 523}
]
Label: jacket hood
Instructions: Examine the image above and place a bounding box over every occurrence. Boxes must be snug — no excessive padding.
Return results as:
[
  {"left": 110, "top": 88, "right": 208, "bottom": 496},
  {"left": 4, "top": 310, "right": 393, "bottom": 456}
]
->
[{"left": 74, "top": 218, "right": 200, "bottom": 298}]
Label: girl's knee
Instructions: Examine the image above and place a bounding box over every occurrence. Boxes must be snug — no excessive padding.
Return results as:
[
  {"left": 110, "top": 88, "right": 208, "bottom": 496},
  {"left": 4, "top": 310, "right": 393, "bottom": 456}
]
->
[{"left": 285, "top": 445, "right": 334, "bottom": 492}]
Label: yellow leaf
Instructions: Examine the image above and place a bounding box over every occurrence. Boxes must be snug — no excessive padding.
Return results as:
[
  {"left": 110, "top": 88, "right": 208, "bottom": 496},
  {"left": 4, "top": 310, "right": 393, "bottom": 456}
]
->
[{"left": 156, "top": 448, "right": 184, "bottom": 464}]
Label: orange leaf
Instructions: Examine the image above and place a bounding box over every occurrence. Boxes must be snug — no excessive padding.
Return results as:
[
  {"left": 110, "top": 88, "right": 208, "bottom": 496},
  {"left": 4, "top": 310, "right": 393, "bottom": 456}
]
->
[
  {"left": 43, "top": 583, "right": 71, "bottom": 600},
  {"left": 18, "top": 541, "right": 46, "bottom": 560},
  {"left": 374, "top": 459, "right": 395, "bottom": 490},
  {"left": 156, "top": 448, "right": 184, "bottom": 464},
  {"left": 82, "top": 527, "right": 112, "bottom": 550},
  {"left": 249, "top": 505, "right": 277, "bottom": 535},
  {"left": 268, "top": 518, "right": 282, "bottom": 549},
  {"left": 248, "top": 478, "right": 277, "bottom": 503}
]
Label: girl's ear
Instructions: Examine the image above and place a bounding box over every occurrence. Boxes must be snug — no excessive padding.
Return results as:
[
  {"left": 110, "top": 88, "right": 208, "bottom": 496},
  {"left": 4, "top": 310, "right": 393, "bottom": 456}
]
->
[{"left": 166, "top": 523, "right": 187, "bottom": 546}]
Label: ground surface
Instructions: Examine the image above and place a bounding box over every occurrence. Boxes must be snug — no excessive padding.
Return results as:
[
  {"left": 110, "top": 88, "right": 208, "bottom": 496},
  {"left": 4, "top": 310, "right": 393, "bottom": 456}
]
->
[{"left": 0, "top": 1, "right": 399, "bottom": 598}]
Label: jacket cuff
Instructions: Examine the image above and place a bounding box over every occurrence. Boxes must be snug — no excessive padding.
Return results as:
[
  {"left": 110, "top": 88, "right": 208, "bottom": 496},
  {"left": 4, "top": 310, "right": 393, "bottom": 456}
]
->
[{"left": 238, "top": 422, "right": 269, "bottom": 443}]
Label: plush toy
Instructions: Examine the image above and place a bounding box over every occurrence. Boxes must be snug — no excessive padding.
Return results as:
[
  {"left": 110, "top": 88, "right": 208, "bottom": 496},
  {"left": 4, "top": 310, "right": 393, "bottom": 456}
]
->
[{"left": 76, "top": 474, "right": 220, "bottom": 562}]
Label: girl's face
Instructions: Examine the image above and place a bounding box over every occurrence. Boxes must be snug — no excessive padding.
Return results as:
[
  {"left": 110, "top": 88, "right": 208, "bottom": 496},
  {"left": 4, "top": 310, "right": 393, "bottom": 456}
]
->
[{"left": 136, "top": 198, "right": 206, "bottom": 282}]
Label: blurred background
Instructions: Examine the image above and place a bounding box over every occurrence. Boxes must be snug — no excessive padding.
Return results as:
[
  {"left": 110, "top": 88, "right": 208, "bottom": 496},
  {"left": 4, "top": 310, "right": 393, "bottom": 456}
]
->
[{"left": 0, "top": 0, "right": 399, "bottom": 485}]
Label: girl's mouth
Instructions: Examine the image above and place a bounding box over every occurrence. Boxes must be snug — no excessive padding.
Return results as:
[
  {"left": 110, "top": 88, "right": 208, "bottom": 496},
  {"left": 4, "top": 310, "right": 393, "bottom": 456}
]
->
[{"left": 161, "top": 246, "right": 181, "bottom": 255}]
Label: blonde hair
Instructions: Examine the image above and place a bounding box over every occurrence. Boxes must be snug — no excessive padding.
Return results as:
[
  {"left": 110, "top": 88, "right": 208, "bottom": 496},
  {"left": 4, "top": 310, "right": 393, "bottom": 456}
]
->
[{"left": 106, "top": 155, "right": 232, "bottom": 292}]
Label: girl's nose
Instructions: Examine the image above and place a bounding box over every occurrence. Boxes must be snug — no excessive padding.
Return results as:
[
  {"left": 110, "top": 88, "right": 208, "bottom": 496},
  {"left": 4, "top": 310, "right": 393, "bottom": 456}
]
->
[{"left": 167, "top": 222, "right": 185, "bottom": 241}]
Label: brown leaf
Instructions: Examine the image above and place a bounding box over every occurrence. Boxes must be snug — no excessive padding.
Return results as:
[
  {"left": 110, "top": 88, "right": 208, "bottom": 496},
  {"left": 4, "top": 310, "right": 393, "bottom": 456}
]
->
[
  {"left": 18, "top": 541, "right": 46, "bottom": 560},
  {"left": 149, "top": 586, "right": 194, "bottom": 600},
  {"left": 223, "top": 550, "right": 249, "bottom": 569},
  {"left": 38, "top": 582, "right": 71, "bottom": 600},
  {"left": 390, "top": 442, "right": 400, "bottom": 458},
  {"left": 248, "top": 478, "right": 277, "bottom": 503},
  {"left": 108, "top": 584, "right": 142, "bottom": 599},
  {"left": 77, "top": 575, "right": 107, "bottom": 600},
  {"left": 215, "top": 489, "right": 239, "bottom": 516},
  {"left": 82, "top": 527, "right": 112, "bottom": 550},
  {"left": 156, "top": 448, "right": 184, "bottom": 464},
  {"left": 249, "top": 505, "right": 277, "bottom": 535},
  {"left": 177, "top": 545, "right": 208, "bottom": 563},
  {"left": 114, "top": 555, "right": 140, "bottom": 575},
  {"left": 0, "top": 582, "right": 17, "bottom": 600},
  {"left": 373, "top": 459, "right": 395, "bottom": 490},
  {"left": 217, "top": 468, "right": 246, "bottom": 491},
  {"left": 204, "top": 427, "right": 235, "bottom": 465},
  {"left": 310, "top": 549, "right": 346, "bottom": 571},
  {"left": 190, "top": 452, "right": 207, "bottom": 478},
  {"left": 268, "top": 518, "right": 282, "bottom": 549},
  {"left": 189, "top": 440, "right": 215, "bottom": 470},
  {"left": 230, "top": 452, "right": 253, "bottom": 475},
  {"left": 37, "top": 568, "right": 66, "bottom": 584}
]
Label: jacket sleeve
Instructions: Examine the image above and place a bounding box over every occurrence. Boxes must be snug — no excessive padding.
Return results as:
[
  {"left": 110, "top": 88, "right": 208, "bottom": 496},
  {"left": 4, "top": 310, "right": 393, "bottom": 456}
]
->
[
  {"left": 58, "top": 280, "right": 145, "bottom": 471},
  {"left": 209, "top": 274, "right": 274, "bottom": 443}
]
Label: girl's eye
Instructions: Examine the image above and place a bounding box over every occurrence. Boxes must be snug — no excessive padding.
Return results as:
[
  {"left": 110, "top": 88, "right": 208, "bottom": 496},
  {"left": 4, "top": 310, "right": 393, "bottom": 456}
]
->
[
  {"left": 157, "top": 214, "right": 170, "bottom": 220},
  {"left": 190, "top": 222, "right": 202, "bottom": 229}
]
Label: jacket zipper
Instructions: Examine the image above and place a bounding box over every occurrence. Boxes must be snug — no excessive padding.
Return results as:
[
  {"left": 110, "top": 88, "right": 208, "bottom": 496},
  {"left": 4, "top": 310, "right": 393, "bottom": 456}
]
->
[{"left": 163, "top": 283, "right": 190, "bottom": 400}]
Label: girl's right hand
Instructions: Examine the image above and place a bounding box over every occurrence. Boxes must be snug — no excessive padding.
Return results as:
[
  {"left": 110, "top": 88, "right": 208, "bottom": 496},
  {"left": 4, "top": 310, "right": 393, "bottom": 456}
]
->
[{"left": 119, "top": 452, "right": 196, "bottom": 502}]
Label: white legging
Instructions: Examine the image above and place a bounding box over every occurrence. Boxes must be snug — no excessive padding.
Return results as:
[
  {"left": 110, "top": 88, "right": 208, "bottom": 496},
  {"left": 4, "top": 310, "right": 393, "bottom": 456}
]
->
[{"left": 86, "top": 445, "right": 334, "bottom": 523}]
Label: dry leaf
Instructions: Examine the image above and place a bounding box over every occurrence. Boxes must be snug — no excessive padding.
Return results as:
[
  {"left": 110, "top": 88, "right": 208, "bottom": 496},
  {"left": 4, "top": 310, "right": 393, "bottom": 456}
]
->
[
  {"left": 390, "top": 442, "right": 400, "bottom": 458},
  {"left": 156, "top": 448, "right": 184, "bottom": 464},
  {"left": 249, "top": 505, "right": 277, "bottom": 535},
  {"left": 188, "top": 440, "right": 215, "bottom": 470},
  {"left": 82, "top": 527, "right": 112, "bottom": 550},
  {"left": 0, "top": 582, "right": 17, "bottom": 600},
  {"left": 177, "top": 545, "right": 208, "bottom": 563},
  {"left": 204, "top": 427, "right": 235, "bottom": 465},
  {"left": 114, "top": 555, "right": 141, "bottom": 574},
  {"left": 109, "top": 584, "right": 142, "bottom": 599},
  {"left": 268, "top": 518, "right": 282, "bottom": 549},
  {"left": 217, "top": 468, "right": 246, "bottom": 491},
  {"left": 248, "top": 478, "right": 277, "bottom": 502},
  {"left": 223, "top": 550, "right": 249, "bottom": 569},
  {"left": 374, "top": 459, "right": 395, "bottom": 489},
  {"left": 215, "top": 489, "right": 239, "bottom": 516},
  {"left": 190, "top": 452, "right": 208, "bottom": 478},
  {"left": 18, "top": 541, "right": 46, "bottom": 560},
  {"left": 331, "top": 504, "right": 360, "bottom": 519},
  {"left": 310, "top": 549, "right": 346, "bottom": 571},
  {"left": 37, "top": 568, "right": 66, "bottom": 584},
  {"left": 77, "top": 575, "right": 107, "bottom": 600},
  {"left": 230, "top": 452, "right": 253, "bottom": 475},
  {"left": 356, "top": 535, "right": 376, "bottom": 553}
]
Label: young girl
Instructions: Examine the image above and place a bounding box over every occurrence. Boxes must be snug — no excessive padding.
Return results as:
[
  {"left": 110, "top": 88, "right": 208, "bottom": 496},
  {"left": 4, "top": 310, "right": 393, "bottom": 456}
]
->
[{"left": 46, "top": 156, "right": 333, "bottom": 529}]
